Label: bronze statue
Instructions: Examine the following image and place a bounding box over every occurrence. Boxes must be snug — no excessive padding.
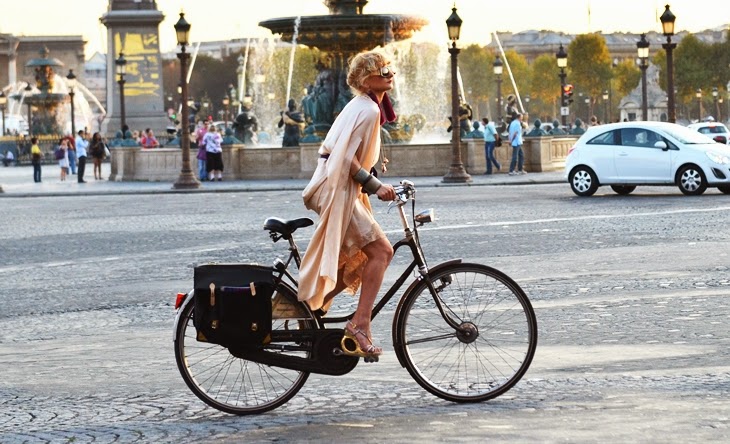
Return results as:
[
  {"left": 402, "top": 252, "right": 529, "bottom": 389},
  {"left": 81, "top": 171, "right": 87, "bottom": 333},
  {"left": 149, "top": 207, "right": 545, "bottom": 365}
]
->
[
  {"left": 232, "top": 102, "right": 259, "bottom": 145},
  {"left": 278, "top": 99, "right": 305, "bottom": 147}
]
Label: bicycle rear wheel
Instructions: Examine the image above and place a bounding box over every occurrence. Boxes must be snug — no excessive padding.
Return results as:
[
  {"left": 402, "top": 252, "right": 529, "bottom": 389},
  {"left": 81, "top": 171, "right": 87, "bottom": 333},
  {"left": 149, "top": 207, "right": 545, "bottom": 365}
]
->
[
  {"left": 394, "top": 263, "right": 537, "bottom": 402},
  {"left": 174, "top": 284, "right": 316, "bottom": 415}
]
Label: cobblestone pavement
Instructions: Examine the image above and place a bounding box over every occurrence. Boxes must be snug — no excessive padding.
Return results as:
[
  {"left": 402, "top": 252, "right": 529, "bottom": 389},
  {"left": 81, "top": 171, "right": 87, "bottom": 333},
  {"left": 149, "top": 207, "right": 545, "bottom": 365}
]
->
[{"left": 1, "top": 183, "right": 729, "bottom": 443}]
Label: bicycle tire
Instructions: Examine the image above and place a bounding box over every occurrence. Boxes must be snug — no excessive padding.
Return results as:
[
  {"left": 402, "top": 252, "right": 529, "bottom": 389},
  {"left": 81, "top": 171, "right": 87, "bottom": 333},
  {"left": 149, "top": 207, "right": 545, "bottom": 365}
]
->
[
  {"left": 174, "top": 283, "right": 315, "bottom": 415},
  {"left": 394, "top": 263, "right": 537, "bottom": 403}
]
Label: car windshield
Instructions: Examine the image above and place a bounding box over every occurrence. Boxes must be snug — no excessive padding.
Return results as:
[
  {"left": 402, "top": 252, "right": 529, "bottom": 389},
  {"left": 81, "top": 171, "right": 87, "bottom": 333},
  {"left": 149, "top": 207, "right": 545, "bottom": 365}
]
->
[
  {"left": 663, "top": 125, "right": 718, "bottom": 144},
  {"left": 697, "top": 125, "right": 728, "bottom": 134}
]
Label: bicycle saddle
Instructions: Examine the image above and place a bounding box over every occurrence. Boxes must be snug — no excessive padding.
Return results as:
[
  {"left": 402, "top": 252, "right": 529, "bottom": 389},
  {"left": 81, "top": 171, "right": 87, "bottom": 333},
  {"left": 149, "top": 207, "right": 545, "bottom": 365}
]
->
[{"left": 263, "top": 217, "right": 314, "bottom": 237}]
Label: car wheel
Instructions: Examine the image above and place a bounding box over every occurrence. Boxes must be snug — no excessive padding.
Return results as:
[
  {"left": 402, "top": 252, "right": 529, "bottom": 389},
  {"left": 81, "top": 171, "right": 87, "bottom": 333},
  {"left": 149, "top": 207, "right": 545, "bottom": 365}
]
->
[
  {"left": 610, "top": 185, "right": 636, "bottom": 195},
  {"left": 677, "top": 165, "right": 707, "bottom": 196},
  {"left": 569, "top": 166, "right": 599, "bottom": 197},
  {"left": 718, "top": 185, "right": 730, "bottom": 194}
]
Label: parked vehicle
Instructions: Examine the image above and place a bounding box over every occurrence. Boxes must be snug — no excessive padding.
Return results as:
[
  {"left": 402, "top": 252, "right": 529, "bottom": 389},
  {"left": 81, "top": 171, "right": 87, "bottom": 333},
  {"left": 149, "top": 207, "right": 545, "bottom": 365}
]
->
[
  {"left": 687, "top": 121, "right": 730, "bottom": 145},
  {"left": 565, "top": 121, "right": 730, "bottom": 196}
]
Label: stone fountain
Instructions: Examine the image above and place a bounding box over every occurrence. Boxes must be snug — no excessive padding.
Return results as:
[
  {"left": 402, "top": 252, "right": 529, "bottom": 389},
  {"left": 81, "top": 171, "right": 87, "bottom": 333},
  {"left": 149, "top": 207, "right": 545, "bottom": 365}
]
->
[
  {"left": 259, "top": 0, "right": 428, "bottom": 142},
  {"left": 12, "top": 47, "right": 69, "bottom": 135}
]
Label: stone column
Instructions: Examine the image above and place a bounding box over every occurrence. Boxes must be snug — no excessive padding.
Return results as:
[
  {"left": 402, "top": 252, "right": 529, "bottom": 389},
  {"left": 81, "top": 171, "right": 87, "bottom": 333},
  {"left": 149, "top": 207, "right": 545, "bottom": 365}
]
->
[{"left": 100, "top": 1, "right": 170, "bottom": 137}]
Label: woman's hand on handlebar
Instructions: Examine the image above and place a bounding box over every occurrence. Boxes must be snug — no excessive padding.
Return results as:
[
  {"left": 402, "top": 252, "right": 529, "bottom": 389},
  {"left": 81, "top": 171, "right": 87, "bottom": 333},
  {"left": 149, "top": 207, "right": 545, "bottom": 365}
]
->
[{"left": 376, "top": 183, "right": 396, "bottom": 201}]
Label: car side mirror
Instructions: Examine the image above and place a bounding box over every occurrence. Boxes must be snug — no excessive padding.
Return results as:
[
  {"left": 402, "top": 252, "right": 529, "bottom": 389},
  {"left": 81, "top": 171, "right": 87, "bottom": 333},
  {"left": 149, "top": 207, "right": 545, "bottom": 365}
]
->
[{"left": 654, "top": 140, "right": 668, "bottom": 151}]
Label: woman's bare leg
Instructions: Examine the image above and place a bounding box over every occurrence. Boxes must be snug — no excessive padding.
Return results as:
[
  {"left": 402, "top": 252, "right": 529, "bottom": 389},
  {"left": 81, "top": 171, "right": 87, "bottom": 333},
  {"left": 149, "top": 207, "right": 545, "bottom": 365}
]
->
[{"left": 349, "top": 236, "right": 393, "bottom": 349}]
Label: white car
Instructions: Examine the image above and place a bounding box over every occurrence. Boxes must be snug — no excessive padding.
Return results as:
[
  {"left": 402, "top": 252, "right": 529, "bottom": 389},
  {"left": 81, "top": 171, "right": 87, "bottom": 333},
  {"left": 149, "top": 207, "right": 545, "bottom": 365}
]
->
[
  {"left": 687, "top": 121, "right": 729, "bottom": 145},
  {"left": 565, "top": 121, "right": 730, "bottom": 196}
]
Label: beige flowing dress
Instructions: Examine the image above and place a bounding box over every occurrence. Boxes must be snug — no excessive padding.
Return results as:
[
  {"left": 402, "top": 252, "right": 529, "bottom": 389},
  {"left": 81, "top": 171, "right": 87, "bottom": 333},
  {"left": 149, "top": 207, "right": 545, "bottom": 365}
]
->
[{"left": 298, "top": 94, "right": 387, "bottom": 310}]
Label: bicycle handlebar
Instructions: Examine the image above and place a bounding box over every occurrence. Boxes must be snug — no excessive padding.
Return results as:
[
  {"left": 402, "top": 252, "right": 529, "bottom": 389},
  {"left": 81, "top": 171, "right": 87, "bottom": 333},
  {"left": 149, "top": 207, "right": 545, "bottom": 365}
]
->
[{"left": 392, "top": 180, "right": 416, "bottom": 204}]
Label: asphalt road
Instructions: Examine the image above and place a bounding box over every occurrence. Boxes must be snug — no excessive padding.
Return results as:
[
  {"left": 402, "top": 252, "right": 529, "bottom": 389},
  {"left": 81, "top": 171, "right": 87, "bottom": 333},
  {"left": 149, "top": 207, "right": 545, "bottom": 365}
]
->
[{"left": 1, "top": 183, "right": 729, "bottom": 443}]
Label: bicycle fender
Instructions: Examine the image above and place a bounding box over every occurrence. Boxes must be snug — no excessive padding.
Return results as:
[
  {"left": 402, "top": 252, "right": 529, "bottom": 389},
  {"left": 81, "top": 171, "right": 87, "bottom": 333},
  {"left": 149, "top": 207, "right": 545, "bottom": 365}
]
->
[
  {"left": 391, "top": 259, "right": 462, "bottom": 368},
  {"left": 172, "top": 289, "right": 195, "bottom": 342}
]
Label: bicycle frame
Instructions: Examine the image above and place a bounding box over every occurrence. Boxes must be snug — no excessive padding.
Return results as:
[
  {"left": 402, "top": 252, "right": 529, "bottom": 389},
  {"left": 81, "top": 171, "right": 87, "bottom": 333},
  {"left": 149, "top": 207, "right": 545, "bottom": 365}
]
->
[{"left": 271, "top": 187, "right": 465, "bottom": 331}]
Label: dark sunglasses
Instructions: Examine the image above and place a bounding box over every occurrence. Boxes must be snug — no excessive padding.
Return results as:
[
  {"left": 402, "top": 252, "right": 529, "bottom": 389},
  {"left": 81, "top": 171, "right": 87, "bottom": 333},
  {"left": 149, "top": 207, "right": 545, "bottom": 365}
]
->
[{"left": 377, "top": 66, "right": 395, "bottom": 78}]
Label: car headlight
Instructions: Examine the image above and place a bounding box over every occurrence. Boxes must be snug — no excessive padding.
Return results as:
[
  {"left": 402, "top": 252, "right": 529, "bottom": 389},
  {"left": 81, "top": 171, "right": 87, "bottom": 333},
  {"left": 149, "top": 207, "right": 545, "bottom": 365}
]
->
[{"left": 706, "top": 151, "right": 730, "bottom": 164}]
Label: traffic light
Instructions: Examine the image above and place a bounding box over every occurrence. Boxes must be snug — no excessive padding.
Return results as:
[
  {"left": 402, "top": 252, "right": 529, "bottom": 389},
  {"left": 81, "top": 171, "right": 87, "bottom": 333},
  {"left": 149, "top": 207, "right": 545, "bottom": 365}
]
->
[{"left": 562, "top": 84, "right": 574, "bottom": 105}]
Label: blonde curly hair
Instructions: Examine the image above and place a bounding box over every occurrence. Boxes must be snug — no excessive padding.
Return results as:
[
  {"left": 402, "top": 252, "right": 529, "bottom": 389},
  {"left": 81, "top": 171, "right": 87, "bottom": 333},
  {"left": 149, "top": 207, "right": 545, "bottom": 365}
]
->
[{"left": 347, "top": 51, "right": 391, "bottom": 95}]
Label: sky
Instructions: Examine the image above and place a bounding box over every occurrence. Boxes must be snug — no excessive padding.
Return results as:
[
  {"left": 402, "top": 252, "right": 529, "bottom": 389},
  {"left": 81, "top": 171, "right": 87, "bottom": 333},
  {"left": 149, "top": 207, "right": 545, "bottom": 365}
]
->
[{"left": 0, "top": 0, "right": 727, "bottom": 58}]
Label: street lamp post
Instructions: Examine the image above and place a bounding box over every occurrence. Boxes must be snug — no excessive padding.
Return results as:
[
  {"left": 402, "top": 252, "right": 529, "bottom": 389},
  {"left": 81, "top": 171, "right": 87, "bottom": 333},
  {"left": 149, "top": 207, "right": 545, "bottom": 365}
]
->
[
  {"left": 712, "top": 87, "right": 719, "bottom": 120},
  {"left": 637, "top": 33, "right": 650, "bottom": 121},
  {"left": 660, "top": 4, "right": 677, "bottom": 123},
  {"left": 0, "top": 91, "right": 6, "bottom": 136},
  {"left": 115, "top": 52, "right": 127, "bottom": 130},
  {"left": 172, "top": 11, "right": 200, "bottom": 190},
  {"left": 493, "top": 56, "right": 503, "bottom": 124},
  {"left": 66, "top": 69, "right": 77, "bottom": 136},
  {"left": 696, "top": 88, "right": 702, "bottom": 121},
  {"left": 24, "top": 82, "right": 32, "bottom": 137},
  {"left": 556, "top": 43, "right": 568, "bottom": 127},
  {"left": 222, "top": 96, "right": 230, "bottom": 129},
  {"left": 442, "top": 5, "right": 471, "bottom": 184},
  {"left": 602, "top": 90, "right": 609, "bottom": 124}
]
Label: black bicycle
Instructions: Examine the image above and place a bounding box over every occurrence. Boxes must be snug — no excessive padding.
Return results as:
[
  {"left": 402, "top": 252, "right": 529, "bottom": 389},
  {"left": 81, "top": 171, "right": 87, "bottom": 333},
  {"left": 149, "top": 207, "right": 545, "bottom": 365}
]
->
[{"left": 173, "top": 180, "right": 538, "bottom": 415}]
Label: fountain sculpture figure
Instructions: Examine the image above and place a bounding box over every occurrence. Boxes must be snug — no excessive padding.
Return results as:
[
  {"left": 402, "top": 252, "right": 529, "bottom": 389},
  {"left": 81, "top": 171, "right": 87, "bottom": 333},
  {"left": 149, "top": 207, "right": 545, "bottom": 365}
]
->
[
  {"left": 259, "top": 0, "right": 427, "bottom": 143},
  {"left": 12, "top": 47, "right": 70, "bottom": 135}
]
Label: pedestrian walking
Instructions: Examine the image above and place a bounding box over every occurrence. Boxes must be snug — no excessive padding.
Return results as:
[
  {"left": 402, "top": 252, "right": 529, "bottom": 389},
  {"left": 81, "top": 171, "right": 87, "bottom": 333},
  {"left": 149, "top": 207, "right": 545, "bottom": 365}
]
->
[
  {"left": 30, "top": 137, "right": 42, "bottom": 183},
  {"left": 89, "top": 132, "right": 106, "bottom": 180},
  {"left": 195, "top": 120, "right": 209, "bottom": 181},
  {"left": 2, "top": 149, "right": 14, "bottom": 167},
  {"left": 57, "top": 138, "right": 70, "bottom": 181},
  {"left": 482, "top": 117, "right": 501, "bottom": 174},
  {"left": 298, "top": 50, "right": 398, "bottom": 361},
  {"left": 508, "top": 113, "right": 526, "bottom": 175},
  {"left": 75, "top": 130, "right": 88, "bottom": 183},
  {"left": 66, "top": 135, "right": 77, "bottom": 174},
  {"left": 203, "top": 125, "right": 223, "bottom": 181}
]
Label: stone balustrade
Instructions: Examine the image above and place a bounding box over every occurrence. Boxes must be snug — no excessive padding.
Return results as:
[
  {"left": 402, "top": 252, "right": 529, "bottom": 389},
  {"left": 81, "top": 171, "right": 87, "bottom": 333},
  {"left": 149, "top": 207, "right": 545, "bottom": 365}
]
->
[{"left": 108, "top": 135, "right": 578, "bottom": 182}]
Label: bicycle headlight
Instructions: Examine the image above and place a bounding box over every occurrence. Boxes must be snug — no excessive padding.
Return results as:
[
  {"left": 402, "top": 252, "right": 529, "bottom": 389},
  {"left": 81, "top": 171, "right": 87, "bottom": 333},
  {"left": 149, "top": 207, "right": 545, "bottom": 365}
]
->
[
  {"left": 415, "top": 208, "right": 435, "bottom": 225},
  {"left": 706, "top": 151, "right": 730, "bottom": 164}
]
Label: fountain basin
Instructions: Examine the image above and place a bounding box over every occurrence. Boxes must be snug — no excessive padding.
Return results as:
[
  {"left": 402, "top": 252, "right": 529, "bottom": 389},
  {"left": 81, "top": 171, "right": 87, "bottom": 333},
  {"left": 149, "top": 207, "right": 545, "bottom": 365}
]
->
[{"left": 260, "top": 14, "right": 428, "bottom": 53}]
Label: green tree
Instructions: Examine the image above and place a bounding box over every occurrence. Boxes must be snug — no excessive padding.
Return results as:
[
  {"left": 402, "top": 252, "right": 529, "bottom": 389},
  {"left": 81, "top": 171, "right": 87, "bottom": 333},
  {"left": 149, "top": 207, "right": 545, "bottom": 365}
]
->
[
  {"left": 613, "top": 60, "right": 641, "bottom": 98},
  {"left": 500, "top": 49, "right": 531, "bottom": 114},
  {"left": 458, "top": 44, "right": 494, "bottom": 119},
  {"left": 567, "top": 34, "right": 612, "bottom": 113},
  {"left": 674, "top": 34, "right": 712, "bottom": 101},
  {"left": 529, "top": 54, "right": 560, "bottom": 122}
]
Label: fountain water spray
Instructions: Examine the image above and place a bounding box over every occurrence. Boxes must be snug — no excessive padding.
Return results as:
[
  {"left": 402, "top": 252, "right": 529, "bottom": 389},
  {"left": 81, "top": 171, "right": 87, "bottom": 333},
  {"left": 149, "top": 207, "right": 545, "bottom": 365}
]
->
[{"left": 284, "top": 16, "right": 301, "bottom": 108}]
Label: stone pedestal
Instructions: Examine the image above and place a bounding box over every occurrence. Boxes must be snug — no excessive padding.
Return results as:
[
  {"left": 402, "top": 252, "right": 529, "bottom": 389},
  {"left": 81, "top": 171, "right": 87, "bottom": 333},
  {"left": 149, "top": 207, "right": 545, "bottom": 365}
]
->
[{"left": 100, "top": 1, "right": 169, "bottom": 137}]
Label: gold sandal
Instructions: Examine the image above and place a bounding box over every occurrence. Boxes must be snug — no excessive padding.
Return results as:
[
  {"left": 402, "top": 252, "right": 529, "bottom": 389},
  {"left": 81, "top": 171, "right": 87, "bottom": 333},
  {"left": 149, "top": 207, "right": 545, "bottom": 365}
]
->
[{"left": 341, "top": 321, "right": 382, "bottom": 362}]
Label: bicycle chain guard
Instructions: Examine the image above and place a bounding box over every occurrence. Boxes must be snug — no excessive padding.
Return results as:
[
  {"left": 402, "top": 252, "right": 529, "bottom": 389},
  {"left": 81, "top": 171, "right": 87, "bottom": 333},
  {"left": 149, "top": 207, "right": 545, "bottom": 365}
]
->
[{"left": 228, "top": 329, "right": 359, "bottom": 376}]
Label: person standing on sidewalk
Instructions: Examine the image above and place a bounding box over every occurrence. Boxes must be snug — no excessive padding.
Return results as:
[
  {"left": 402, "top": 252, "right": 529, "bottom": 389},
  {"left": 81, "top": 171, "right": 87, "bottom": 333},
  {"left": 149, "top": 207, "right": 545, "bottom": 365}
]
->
[
  {"left": 203, "top": 125, "right": 223, "bottom": 181},
  {"left": 508, "top": 113, "right": 526, "bottom": 176},
  {"left": 66, "top": 134, "right": 77, "bottom": 175},
  {"left": 482, "top": 117, "right": 500, "bottom": 174},
  {"left": 89, "top": 132, "right": 106, "bottom": 180},
  {"left": 30, "top": 137, "right": 42, "bottom": 183},
  {"left": 75, "top": 130, "right": 88, "bottom": 183},
  {"left": 195, "top": 120, "right": 209, "bottom": 181},
  {"left": 57, "top": 138, "right": 70, "bottom": 181}
]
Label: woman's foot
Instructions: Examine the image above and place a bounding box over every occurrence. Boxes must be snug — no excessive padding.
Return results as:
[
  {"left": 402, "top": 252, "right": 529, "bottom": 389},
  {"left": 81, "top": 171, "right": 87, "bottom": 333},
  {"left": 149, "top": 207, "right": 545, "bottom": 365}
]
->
[{"left": 341, "top": 321, "right": 382, "bottom": 362}]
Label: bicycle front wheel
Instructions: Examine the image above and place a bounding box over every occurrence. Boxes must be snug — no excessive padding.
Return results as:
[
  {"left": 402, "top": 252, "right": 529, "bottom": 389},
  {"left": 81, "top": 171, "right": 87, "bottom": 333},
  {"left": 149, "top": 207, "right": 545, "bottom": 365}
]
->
[
  {"left": 174, "top": 284, "right": 316, "bottom": 415},
  {"left": 394, "top": 263, "right": 537, "bottom": 403}
]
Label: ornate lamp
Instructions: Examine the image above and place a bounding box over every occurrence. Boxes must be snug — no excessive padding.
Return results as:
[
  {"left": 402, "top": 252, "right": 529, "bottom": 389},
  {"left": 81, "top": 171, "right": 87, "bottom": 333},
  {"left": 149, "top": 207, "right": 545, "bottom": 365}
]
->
[
  {"left": 172, "top": 11, "right": 200, "bottom": 189},
  {"left": 660, "top": 4, "right": 677, "bottom": 122},
  {"left": 66, "top": 69, "right": 77, "bottom": 135},
  {"left": 637, "top": 33, "right": 650, "bottom": 121},
  {"left": 442, "top": 5, "right": 471, "bottom": 184},
  {"left": 556, "top": 43, "right": 568, "bottom": 126}
]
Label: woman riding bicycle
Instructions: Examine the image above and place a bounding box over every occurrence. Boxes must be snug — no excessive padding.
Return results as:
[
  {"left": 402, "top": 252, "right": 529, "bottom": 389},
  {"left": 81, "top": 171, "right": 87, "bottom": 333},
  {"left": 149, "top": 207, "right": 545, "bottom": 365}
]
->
[{"left": 298, "top": 51, "right": 398, "bottom": 360}]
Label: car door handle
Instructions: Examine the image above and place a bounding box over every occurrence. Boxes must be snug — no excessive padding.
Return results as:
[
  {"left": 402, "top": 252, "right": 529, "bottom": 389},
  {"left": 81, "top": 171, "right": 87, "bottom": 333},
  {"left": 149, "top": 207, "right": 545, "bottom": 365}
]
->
[{"left": 618, "top": 152, "right": 629, "bottom": 156}]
